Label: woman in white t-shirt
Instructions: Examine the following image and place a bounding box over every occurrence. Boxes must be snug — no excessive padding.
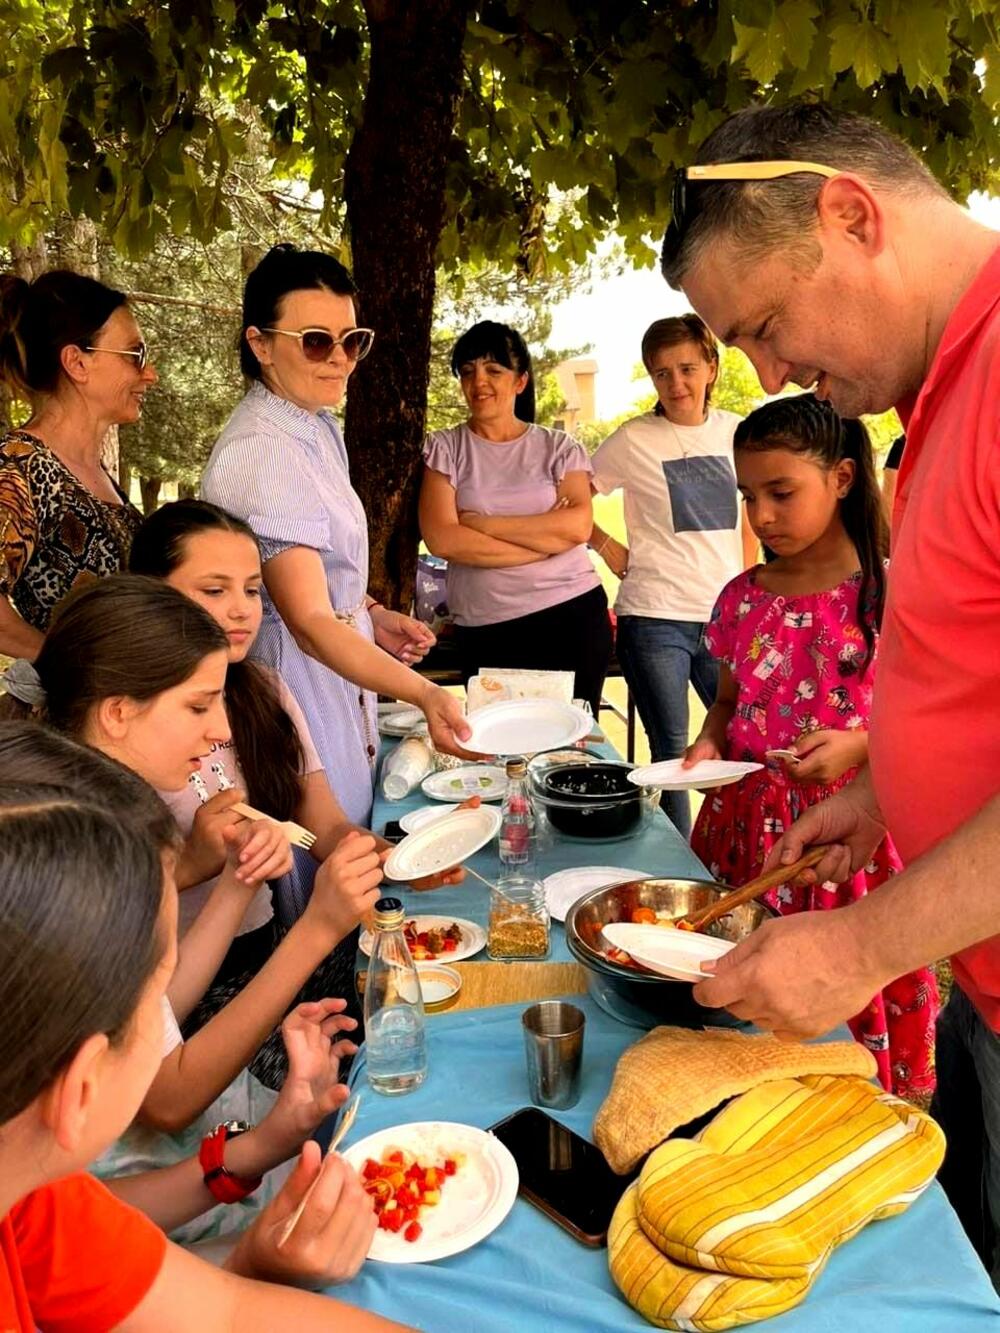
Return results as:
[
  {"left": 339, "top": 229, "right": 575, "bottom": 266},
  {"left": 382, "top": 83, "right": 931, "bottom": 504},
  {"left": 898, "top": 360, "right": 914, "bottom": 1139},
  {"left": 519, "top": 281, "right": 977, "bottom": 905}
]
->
[{"left": 590, "top": 315, "right": 756, "bottom": 838}]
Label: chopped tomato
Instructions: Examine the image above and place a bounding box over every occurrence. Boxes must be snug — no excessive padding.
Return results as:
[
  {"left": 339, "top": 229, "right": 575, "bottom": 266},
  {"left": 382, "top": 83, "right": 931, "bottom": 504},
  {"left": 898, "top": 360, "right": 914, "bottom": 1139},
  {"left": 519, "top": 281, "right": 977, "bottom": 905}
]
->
[
  {"left": 444, "top": 1159, "right": 458, "bottom": 1176},
  {"left": 442, "top": 937, "right": 458, "bottom": 951},
  {"left": 404, "top": 1221, "right": 423, "bottom": 1243}
]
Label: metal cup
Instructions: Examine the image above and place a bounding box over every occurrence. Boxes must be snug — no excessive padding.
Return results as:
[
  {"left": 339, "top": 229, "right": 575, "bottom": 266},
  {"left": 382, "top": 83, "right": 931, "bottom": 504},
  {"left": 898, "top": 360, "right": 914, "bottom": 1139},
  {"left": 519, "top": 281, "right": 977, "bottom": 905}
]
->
[{"left": 522, "top": 1001, "right": 585, "bottom": 1109}]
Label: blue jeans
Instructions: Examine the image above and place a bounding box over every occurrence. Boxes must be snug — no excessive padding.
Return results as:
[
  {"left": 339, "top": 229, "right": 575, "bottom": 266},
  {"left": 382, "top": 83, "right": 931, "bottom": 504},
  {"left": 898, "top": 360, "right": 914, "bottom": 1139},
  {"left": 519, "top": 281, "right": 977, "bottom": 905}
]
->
[
  {"left": 616, "top": 615, "right": 719, "bottom": 840},
  {"left": 932, "top": 983, "right": 1000, "bottom": 1290}
]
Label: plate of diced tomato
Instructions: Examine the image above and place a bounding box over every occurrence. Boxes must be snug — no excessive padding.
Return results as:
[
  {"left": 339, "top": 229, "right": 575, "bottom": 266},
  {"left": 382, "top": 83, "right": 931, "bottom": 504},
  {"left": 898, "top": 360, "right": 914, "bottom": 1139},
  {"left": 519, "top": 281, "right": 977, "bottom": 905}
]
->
[{"left": 343, "top": 1121, "right": 519, "bottom": 1263}]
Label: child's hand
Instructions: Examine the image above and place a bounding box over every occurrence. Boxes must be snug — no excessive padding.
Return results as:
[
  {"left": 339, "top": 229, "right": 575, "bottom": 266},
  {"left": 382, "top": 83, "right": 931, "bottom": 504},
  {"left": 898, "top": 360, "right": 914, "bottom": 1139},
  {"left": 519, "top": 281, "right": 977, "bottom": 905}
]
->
[
  {"left": 308, "top": 830, "right": 383, "bottom": 943},
  {"left": 177, "top": 788, "right": 246, "bottom": 887},
  {"left": 224, "top": 817, "right": 294, "bottom": 886},
  {"left": 257, "top": 999, "right": 358, "bottom": 1161},
  {"left": 227, "top": 1142, "right": 375, "bottom": 1287},
  {"left": 788, "top": 729, "right": 868, "bottom": 785},
  {"left": 683, "top": 736, "right": 723, "bottom": 767}
]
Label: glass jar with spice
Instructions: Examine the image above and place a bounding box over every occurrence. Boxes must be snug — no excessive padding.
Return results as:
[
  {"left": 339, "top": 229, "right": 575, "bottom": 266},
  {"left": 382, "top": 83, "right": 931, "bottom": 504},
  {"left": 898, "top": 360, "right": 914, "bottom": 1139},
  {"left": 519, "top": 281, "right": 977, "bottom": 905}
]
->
[{"left": 487, "top": 875, "right": 550, "bottom": 961}]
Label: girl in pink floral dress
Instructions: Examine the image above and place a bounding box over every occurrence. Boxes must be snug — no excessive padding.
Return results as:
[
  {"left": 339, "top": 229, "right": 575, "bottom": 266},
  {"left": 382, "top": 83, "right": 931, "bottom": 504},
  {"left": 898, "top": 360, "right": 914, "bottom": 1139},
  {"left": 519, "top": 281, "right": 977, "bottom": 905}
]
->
[{"left": 687, "top": 394, "right": 937, "bottom": 1098}]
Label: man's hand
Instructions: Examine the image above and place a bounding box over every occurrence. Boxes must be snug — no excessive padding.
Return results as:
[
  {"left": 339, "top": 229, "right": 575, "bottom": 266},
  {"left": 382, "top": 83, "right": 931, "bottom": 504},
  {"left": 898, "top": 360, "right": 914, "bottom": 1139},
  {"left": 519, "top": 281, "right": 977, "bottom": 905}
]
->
[
  {"left": 227, "top": 1143, "right": 376, "bottom": 1287},
  {"left": 787, "top": 729, "right": 868, "bottom": 785},
  {"left": 371, "top": 606, "right": 436, "bottom": 665},
  {"left": 693, "top": 908, "right": 883, "bottom": 1040},
  {"left": 763, "top": 775, "right": 888, "bottom": 886}
]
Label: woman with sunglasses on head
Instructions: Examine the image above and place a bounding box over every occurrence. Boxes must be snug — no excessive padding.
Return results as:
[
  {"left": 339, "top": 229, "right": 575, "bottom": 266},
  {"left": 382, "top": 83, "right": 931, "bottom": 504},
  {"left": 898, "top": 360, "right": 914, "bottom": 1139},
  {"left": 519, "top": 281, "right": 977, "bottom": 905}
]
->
[
  {"left": 0, "top": 268, "right": 157, "bottom": 660},
  {"left": 202, "top": 244, "right": 472, "bottom": 828},
  {"left": 418, "top": 320, "right": 612, "bottom": 715},
  {"left": 588, "top": 315, "right": 757, "bottom": 839}
]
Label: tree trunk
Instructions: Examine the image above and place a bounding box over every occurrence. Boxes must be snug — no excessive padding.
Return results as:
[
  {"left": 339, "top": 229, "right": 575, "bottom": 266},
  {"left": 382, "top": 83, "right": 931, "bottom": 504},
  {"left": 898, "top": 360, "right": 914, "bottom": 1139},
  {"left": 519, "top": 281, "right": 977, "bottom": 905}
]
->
[
  {"left": 10, "top": 235, "right": 49, "bottom": 280},
  {"left": 139, "top": 475, "right": 162, "bottom": 514},
  {"left": 342, "top": 0, "right": 470, "bottom": 609}
]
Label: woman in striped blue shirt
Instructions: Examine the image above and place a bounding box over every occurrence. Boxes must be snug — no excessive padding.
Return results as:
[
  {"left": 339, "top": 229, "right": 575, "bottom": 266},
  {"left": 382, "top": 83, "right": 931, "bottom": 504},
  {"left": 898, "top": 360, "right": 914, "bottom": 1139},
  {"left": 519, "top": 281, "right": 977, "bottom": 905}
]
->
[{"left": 202, "top": 245, "right": 472, "bottom": 828}]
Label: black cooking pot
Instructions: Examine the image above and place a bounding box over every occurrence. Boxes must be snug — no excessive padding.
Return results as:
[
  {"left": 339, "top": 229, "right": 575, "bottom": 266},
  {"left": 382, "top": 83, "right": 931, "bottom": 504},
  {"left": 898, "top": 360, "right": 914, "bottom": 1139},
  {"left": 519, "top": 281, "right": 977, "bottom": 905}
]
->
[{"left": 533, "top": 761, "right": 645, "bottom": 840}]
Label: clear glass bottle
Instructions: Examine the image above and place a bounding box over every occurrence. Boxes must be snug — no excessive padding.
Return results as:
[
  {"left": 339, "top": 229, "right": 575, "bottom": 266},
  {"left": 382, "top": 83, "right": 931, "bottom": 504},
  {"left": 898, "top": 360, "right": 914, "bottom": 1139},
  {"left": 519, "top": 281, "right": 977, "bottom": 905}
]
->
[
  {"left": 487, "top": 875, "right": 550, "bottom": 960},
  {"left": 499, "top": 756, "right": 536, "bottom": 872},
  {"left": 363, "top": 896, "right": 427, "bottom": 1096}
]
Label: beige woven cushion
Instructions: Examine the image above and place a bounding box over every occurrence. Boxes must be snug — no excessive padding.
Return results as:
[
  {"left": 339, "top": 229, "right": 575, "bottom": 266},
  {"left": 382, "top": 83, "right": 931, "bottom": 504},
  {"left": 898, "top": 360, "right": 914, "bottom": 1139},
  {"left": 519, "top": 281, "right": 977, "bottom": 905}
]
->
[{"left": 593, "top": 1026, "right": 877, "bottom": 1174}]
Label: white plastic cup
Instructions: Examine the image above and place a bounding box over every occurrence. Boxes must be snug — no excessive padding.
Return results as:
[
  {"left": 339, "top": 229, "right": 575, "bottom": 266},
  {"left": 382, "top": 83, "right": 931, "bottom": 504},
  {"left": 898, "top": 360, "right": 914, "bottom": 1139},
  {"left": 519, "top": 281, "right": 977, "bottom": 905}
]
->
[{"left": 382, "top": 736, "right": 434, "bottom": 801}]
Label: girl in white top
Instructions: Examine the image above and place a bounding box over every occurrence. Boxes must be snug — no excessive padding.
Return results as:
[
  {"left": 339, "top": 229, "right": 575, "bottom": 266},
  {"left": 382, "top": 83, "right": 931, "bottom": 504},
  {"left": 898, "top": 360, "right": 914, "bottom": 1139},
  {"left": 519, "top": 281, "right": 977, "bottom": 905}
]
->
[{"left": 590, "top": 314, "right": 756, "bottom": 838}]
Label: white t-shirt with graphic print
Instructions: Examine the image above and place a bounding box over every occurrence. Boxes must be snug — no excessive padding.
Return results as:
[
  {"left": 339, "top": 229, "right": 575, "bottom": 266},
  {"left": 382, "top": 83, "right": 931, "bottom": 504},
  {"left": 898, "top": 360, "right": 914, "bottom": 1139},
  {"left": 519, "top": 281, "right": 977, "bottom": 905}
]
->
[
  {"left": 161, "top": 673, "right": 322, "bottom": 939},
  {"left": 591, "top": 408, "right": 744, "bottom": 623}
]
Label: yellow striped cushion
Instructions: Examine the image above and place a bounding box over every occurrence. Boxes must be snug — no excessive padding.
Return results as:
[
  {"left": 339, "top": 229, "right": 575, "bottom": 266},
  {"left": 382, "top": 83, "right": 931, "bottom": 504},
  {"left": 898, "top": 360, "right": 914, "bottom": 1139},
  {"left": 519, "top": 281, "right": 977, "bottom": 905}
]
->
[{"left": 608, "top": 1075, "right": 944, "bottom": 1330}]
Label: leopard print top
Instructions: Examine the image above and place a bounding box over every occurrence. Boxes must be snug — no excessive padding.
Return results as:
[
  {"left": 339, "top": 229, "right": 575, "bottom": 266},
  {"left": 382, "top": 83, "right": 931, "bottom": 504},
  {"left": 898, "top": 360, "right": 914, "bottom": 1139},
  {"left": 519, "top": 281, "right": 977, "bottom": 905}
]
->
[{"left": 0, "top": 429, "right": 143, "bottom": 631}]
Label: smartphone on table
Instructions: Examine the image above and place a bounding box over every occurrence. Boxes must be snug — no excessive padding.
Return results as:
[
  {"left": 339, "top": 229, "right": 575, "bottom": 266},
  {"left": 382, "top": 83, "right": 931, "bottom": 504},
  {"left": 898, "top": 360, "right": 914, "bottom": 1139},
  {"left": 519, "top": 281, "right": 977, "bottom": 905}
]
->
[
  {"left": 382, "top": 820, "right": 406, "bottom": 845},
  {"left": 488, "top": 1106, "right": 637, "bottom": 1247}
]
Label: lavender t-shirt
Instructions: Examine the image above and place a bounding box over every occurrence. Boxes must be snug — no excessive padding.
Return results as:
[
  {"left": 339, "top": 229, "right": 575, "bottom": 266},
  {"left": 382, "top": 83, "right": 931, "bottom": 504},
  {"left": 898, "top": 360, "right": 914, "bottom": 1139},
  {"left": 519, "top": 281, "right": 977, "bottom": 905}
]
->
[{"left": 422, "top": 423, "right": 600, "bottom": 627}]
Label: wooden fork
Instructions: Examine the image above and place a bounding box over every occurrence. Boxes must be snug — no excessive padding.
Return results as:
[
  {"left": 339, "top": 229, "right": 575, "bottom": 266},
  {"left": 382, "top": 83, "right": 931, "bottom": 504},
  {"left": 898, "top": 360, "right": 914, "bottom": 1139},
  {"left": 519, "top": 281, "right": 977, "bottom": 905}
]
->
[
  {"left": 230, "top": 801, "right": 316, "bottom": 852},
  {"left": 277, "top": 1094, "right": 362, "bottom": 1248},
  {"left": 677, "top": 847, "right": 827, "bottom": 933}
]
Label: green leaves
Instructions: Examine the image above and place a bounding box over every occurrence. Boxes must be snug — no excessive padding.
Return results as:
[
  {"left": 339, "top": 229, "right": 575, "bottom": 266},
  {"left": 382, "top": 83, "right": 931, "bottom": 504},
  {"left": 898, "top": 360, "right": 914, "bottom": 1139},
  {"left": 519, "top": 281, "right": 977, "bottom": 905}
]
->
[{"left": 733, "top": 0, "right": 819, "bottom": 84}]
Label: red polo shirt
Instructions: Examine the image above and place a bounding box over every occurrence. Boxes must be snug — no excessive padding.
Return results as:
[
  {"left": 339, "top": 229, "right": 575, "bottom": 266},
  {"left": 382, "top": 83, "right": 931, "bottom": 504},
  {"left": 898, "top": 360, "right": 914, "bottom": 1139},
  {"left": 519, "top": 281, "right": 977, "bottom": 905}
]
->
[
  {"left": 869, "top": 243, "right": 1000, "bottom": 1029},
  {"left": 0, "top": 1174, "right": 166, "bottom": 1332}
]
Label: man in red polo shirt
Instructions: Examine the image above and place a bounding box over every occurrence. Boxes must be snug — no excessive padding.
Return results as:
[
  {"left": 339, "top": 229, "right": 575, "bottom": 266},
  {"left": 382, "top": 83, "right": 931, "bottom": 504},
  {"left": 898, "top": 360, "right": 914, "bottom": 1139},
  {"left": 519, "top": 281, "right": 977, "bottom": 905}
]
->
[{"left": 661, "top": 101, "right": 1000, "bottom": 1279}]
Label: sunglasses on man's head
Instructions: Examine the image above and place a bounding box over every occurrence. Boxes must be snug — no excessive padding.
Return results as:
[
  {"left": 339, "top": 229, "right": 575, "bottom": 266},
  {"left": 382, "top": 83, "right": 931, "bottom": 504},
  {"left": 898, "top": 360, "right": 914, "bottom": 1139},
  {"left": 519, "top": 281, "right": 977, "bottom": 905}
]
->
[
  {"left": 663, "top": 159, "right": 840, "bottom": 264},
  {"left": 262, "top": 326, "right": 375, "bottom": 363}
]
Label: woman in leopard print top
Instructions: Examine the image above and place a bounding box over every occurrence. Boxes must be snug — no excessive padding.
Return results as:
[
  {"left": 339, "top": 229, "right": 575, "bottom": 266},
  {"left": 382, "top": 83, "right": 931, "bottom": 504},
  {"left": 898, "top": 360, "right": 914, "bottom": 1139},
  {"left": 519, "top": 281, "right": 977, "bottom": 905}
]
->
[{"left": 0, "top": 269, "right": 157, "bottom": 657}]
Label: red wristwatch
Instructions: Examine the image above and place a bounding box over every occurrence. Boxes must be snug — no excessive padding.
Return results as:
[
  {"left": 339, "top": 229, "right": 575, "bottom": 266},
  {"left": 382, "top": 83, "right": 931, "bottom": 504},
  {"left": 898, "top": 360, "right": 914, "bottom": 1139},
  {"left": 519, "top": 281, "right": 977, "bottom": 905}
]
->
[{"left": 199, "top": 1120, "right": 262, "bottom": 1204}]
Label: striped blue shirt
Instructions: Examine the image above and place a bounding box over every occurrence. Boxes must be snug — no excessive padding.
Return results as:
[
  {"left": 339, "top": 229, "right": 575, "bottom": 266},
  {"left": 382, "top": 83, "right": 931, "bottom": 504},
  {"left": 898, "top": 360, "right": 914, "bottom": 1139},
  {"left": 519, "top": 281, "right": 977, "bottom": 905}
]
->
[{"left": 202, "top": 382, "right": 377, "bottom": 831}]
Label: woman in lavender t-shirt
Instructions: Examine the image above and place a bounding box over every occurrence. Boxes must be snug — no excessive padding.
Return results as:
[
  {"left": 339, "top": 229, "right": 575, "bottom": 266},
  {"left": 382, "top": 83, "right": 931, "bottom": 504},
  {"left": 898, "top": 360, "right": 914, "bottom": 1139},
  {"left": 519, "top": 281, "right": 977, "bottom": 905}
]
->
[{"left": 419, "top": 321, "right": 612, "bottom": 713}]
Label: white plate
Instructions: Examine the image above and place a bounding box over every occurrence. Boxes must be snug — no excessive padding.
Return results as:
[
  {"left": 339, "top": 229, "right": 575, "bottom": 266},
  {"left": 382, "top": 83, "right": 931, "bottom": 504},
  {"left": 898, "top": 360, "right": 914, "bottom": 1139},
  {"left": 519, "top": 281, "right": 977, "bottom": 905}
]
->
[
  {"left": 359, "top": 915, "right": 487, "bottom": 963},
  {"left": 343, "top": 1121, "right": 518, "bottom": 1264},
  {"left": 399, "top": 804, "right": 459, "bottom": 834},
  {"left": 421, "top": 765, "right": 508, "bottom": 802},
  {"left": 379, "top": 706, "right": 426, "bottom": 737},
  {"left": 463, "top": 700, "right": 592, "bottom": 756},
  {"left": 627, "top": 759, "right": 763, "bottom": 791},
  {"left": 543, "top": 865, "right": 652, "bottom": 923},
  {"left": 601, "top": 921, "right": 734, "bottom": 981},
  {"left": 383, "top": 807, "right": 502, "bottom": 881}
]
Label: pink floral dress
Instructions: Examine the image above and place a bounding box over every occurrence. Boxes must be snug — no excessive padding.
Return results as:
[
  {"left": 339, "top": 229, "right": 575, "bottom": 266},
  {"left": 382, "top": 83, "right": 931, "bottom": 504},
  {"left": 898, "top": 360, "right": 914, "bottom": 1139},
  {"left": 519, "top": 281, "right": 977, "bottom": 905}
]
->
[{"left": 691, "top": 567, "right": 938, "bottom": 1099}]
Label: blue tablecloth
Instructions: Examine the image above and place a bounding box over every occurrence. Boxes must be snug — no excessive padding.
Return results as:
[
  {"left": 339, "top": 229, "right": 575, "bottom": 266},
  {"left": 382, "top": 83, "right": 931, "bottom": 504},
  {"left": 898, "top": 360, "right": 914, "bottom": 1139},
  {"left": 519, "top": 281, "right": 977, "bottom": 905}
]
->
[
  {"left": 370, "top": 738, "right": 707, "bottom": 963},
  {"left": 328, "top": 995, "right": 999, "bottom": 1331}
]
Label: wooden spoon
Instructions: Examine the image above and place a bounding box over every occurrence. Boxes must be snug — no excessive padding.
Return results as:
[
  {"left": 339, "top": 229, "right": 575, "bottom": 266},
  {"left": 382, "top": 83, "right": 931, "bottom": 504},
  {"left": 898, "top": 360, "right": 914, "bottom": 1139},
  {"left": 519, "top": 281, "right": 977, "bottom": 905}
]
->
[
  {"left": 677, "top": 847, "right": 827, "bottom": 933},
  {"left": 277, "top": 1093, "right": 362, "bottom": 1248}
]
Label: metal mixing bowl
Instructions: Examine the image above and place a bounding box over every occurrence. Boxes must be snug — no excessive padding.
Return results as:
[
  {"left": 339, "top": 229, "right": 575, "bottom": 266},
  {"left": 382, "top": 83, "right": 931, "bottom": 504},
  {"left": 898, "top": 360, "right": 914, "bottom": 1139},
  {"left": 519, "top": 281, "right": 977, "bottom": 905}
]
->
[{"left": 564, "top": 877, "right": 776, "bottom": 1029}]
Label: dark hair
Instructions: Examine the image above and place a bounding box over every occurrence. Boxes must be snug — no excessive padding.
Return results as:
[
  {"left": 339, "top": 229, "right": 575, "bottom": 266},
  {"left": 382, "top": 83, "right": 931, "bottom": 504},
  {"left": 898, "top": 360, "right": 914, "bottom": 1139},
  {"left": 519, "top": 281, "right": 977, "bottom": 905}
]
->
[
  {"left": 640, "top": 314, "right": 720, "bottom": 415},
  {"left": 130, "top": 501, "right": 304, "bottom": 819},
  {"left": 0, "top": 778, "right": 165, "bottom": 1122},
  {"left": 0, "top": 269, "right": 128, "bottom": 400},
  {"left": 662, "top": 101, "right": 949, "bottom": 288},
  {"left": 241, "top": 243, "right": 358, "bottom": 380},
  {"left": 0, "top": 720, "right": 180, "bottom": 853},
  {"left": 11, "top": 575, "right": 229, "bottom": 738},
  {"left": 450, "top": 320, "right": 536, "bottom": 423},
  {"left": 734, "top": 393, "right": 887, "bottom": 664}
]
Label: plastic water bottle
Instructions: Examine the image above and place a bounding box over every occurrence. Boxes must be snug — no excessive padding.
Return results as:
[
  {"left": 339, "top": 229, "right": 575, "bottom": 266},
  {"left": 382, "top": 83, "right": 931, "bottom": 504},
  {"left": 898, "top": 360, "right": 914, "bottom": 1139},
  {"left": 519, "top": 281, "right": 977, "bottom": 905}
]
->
[
  {"left": 363, "top": 896, "right": 428, "bottom": 1096},
  {"left": 499, "top": 756, "right": 536, "bottom": 872}
]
